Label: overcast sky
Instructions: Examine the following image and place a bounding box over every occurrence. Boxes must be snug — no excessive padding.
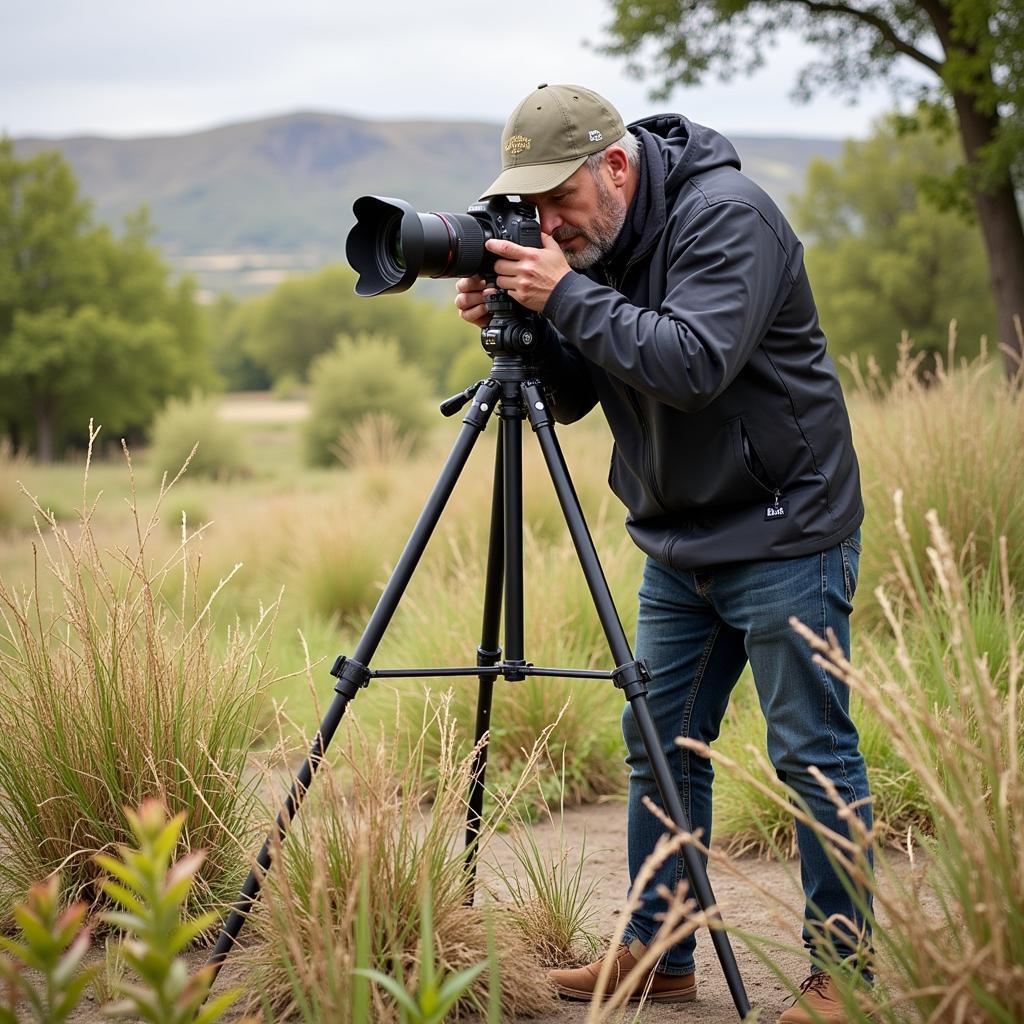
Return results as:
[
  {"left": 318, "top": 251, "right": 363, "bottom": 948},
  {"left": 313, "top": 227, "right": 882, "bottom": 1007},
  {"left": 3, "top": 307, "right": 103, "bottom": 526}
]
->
[{"left": 4, "top": 0, "right": 916, "bottom": 140}]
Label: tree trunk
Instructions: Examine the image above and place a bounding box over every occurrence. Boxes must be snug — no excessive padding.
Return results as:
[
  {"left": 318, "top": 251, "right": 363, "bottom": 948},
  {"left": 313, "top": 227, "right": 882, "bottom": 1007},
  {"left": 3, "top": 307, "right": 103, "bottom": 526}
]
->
[
  {"left": 35, "top": 400, "right": 55, "bottom": 463},
  {"left": 951, "top": 91, "right": 1024, "bottom": 379}
]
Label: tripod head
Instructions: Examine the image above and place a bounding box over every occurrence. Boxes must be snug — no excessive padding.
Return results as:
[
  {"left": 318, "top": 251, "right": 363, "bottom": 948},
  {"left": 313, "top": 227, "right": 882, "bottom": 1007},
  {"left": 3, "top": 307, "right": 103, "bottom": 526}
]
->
[{"left": 479, "top": 283, "right": 539, "bottom": 358}]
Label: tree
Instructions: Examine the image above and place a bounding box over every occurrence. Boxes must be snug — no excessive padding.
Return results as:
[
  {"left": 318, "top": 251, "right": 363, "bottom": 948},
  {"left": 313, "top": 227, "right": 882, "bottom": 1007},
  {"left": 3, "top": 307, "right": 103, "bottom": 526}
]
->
[
  {"left": 598, "top": 0, "right": 1024, "bottom": 378},
  {"left": 792, "top": 115, "right": 996, "bottom": 373},
  {"left": 242, "top": 265, "right": 477, "bottom": 392},
  {"left": 0, "top": 140, "right": 212, "bottom": 460}
]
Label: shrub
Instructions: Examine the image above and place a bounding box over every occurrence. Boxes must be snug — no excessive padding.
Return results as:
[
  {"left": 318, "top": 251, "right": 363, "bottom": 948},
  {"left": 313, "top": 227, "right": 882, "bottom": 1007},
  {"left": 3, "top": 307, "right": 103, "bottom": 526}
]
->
[
  {"left": 149, "top": 393, "right": 248, "bottom": 482},
  {"left": 0, "top": 431, "right": 274, "bottom": 919},
  {"left": 303, "top": 334, "right": 433, "bottom": 467}
]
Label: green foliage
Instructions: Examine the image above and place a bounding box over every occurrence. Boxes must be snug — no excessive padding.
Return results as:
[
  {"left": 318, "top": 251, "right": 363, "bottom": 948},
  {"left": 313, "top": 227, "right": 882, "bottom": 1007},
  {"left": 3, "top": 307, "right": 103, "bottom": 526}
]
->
[
  {"left": 241, "top": 264, "right": 476, "bottom": 391},
  {"left": 303, "top": 333, "right": 432, "bottom": 467},
  {"left": 0, "top": 804, "right": 241, "bottom": 1024},
  {"left": 0, "top": 140, "right": 213, "bottom": 460},
  {"left": 0, "top": 877, "right": 94, "bottom": 1024},
  {"left": 205, "top": 293, "right": 271, "bottom": 392},
  {"left": 596, "top": 0, "right": 1022, "bottom": 190},
  {"left": 149, "top": 394, "right": 249, "bottom": 482},
  {"left": 792, "top": 117, "right": 995, "bottom": 374},
  {"left": 97, "top": 801, "right": 240, "bottom": 1024}
]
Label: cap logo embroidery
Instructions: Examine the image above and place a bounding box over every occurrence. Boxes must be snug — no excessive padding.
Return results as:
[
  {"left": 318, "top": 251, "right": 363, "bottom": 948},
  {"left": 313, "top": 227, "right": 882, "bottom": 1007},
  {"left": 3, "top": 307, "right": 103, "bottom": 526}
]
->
[
  {"left": 505, "top": 135, "right": 531, "bottom": 155},
  {"left": 588, "top": 130, "right": 603, "bottom": 142}
]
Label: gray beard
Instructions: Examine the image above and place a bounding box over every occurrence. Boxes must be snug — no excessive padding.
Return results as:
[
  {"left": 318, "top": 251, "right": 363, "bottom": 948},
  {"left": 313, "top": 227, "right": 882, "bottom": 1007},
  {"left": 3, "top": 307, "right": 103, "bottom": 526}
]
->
[{"left": 555, "top": 178, "right": 628, "bottom": 270}]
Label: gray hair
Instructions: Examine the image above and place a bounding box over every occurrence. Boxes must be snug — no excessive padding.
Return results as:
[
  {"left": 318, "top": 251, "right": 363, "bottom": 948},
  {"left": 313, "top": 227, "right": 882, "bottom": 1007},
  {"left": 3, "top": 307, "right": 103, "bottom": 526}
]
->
[{"left": 584, "top": 131, "right": 640, "bottom": 176}]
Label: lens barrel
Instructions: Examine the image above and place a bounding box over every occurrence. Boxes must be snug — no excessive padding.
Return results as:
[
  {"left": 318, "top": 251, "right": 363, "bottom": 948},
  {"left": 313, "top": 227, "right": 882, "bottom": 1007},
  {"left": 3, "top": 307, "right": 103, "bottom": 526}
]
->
[{"left": 346, "top": 196, "right": 487, "bottom": 296}]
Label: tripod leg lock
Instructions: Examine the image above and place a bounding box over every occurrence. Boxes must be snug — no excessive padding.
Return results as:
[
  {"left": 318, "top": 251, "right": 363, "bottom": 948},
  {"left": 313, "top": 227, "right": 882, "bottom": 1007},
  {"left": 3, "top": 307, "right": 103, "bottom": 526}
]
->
[
  {"left": 612, "top": 658, "right": 652, "bottom": 699},
  {"left": 476, "top": 645, "right": 502, "bottom": 666},
  {"left": 330, "top": 655, "right": 371, "bottom": 698}
]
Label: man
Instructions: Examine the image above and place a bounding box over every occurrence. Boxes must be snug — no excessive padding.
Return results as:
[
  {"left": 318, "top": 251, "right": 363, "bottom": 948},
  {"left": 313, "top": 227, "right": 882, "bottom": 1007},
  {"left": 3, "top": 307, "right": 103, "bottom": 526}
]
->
[{"left": 455, "top": 83, "right": 872, "bottom": 1024}]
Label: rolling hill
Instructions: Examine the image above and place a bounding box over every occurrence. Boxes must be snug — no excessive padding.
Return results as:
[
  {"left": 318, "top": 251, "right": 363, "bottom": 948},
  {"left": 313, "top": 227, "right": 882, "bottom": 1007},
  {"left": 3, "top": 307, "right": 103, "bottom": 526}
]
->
[{"left": 14, "top": 112, "right": 844, "bottom": 297}]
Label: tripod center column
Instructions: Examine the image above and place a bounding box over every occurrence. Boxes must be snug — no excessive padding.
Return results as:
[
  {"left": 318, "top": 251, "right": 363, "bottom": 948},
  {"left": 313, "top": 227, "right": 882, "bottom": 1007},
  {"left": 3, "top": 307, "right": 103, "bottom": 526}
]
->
[{"left": 498, "top": 377, "right": 527, "bottom": 681}]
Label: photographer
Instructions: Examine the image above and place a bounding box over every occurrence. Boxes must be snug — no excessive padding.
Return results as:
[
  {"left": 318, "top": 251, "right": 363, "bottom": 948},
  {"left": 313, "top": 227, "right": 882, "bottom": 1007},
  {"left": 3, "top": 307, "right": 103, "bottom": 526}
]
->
[{"left": 456, "top": 84, "right": 871, "bottom": 1024}]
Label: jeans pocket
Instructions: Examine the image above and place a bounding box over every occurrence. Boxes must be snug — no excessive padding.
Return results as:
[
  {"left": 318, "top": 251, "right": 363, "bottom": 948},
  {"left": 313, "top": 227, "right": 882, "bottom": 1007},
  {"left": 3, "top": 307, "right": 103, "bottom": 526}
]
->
[{"left": 840, "top": 533, "right": 861, "bottom": 603}]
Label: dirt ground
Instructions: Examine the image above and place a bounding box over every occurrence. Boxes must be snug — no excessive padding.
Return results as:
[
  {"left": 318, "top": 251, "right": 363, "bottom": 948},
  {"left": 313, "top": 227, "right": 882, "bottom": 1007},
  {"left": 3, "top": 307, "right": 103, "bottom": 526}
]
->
[
  {"left": 63, "top": 797, "right": 901, "bottom": 1024},
  {"left": 476, "top": 800, "right": 814, "bottom": 1024}
]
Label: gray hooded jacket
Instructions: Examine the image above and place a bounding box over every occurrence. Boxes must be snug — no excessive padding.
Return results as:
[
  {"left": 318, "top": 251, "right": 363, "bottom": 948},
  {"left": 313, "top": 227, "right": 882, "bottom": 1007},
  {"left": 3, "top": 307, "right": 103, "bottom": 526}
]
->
[{"left": 533, "top": 114, "right": 863, "bottom": 570}]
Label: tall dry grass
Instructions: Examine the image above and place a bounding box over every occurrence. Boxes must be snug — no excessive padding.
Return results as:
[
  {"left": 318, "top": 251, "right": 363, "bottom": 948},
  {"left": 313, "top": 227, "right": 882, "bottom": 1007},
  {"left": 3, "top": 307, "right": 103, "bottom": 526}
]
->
[
  {"left": 617, "top": 503, "right": 1022, "bottom": 1022},
  {"left": 0, "top": 430, "right": 274, "bottom": 920},
  {"left": 848, "top": 328, "right": 1024, "bottom": 625},
  {"left": 245, "top": 691, "right": 559, "bottom": 1021}
]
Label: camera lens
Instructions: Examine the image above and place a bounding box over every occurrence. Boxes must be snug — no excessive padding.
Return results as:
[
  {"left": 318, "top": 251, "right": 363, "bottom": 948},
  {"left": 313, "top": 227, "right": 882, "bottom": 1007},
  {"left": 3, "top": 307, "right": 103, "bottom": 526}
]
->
[
  {"left": 381, "top": 213, "right": 406, "bottom": 273},
  {"left": 347, "top": 196, "right": 490, "bottom": 297}
]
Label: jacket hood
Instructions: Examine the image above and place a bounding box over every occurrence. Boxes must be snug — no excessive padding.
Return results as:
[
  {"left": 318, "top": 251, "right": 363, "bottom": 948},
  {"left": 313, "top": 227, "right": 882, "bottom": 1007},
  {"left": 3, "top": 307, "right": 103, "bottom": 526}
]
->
[
  {"left": 629, "top": 114, "right": 741, "bottom": 196},
  {"left": 600, "top": 115, "right": 743, "bottom": 273}
]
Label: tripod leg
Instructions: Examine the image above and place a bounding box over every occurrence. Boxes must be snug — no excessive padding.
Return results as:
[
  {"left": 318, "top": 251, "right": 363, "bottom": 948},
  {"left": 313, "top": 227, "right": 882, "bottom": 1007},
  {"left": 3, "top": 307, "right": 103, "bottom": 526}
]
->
[
  {"left": 464, "top": 434, "right": 504, "bottom": 895},
  {"left": 522, "top": 382, "right": 752, "bottom": 1021},
  {"left": 208, "top": 380, "right": 500, "bottom": 974}
]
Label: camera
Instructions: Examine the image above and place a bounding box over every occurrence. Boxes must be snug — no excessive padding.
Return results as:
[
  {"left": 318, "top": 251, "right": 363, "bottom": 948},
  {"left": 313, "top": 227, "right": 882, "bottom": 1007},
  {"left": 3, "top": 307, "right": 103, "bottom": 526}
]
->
[{"left": 346, "top": 195, "right": 541, "bottom": 297}]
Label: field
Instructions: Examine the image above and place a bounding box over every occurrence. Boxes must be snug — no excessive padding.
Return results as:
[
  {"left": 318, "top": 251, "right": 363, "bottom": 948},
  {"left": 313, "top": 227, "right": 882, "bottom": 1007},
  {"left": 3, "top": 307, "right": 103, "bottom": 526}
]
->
[{"left": 0, "top": 345, "right": 1021, "bottom": 1022}]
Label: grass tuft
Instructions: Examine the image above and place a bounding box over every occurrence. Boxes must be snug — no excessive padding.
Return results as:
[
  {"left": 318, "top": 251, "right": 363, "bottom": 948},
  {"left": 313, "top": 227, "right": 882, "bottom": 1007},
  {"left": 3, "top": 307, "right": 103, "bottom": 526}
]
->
[{"left": 0, "top": 428, "right": 274, "bottom": 921}]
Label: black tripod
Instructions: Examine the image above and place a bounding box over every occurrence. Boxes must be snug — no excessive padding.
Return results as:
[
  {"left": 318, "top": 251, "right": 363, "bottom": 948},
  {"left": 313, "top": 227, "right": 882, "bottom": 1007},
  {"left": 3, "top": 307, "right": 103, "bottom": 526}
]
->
[{"left": 208, "top": 294, "right": 752, "bottom": 1020}]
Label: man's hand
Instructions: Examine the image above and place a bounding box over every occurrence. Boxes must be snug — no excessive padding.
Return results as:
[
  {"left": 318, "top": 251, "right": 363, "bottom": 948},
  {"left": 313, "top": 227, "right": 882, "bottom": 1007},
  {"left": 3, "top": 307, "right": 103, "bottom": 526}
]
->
[
  {"left": 487, "top": 233, "right": 571, "bottom": 313},
  {"left": 454, "top": 275, "right": 494, "bottom": 328}
]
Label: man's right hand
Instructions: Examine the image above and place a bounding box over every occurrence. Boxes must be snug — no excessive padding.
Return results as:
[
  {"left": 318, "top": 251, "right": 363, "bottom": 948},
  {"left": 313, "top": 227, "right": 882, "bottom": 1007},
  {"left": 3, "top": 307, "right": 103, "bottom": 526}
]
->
[{"left": 454, "top": 275, "right": 494, "bottom": 329}]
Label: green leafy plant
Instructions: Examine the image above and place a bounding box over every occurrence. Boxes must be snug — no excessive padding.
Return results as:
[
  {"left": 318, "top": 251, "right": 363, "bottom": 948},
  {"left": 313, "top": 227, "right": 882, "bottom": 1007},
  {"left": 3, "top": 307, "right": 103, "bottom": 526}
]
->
[
  {"left": 96, "top": 800, "right": 240, "bottom": 1024},
  {"left": 0, "top": 876, "right": 94, "bottom": 1024}
]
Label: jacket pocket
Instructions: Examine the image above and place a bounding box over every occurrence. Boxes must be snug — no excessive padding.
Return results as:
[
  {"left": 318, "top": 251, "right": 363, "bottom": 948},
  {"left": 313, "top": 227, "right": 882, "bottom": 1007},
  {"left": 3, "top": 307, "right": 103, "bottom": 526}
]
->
[{"left": 650, "top": 416, "right": 778, "bottom": 512}]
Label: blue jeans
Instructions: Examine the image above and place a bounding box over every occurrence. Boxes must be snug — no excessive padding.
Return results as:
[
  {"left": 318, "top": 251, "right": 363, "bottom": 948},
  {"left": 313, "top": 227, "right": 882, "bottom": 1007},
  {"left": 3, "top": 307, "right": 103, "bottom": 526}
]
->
[{"left": 620, "top": 532, "right": 872, "bottom": 974}]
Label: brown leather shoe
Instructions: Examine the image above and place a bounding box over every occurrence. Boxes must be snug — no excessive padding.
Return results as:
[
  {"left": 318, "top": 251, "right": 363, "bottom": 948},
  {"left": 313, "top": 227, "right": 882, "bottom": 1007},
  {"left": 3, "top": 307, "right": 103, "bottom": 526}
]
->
[
  {"left": 777, "top": 972, "right": 845, "bottom": 1023},
  {"left": 548, "top": 938, "right": 697, "bottom": 1003}
]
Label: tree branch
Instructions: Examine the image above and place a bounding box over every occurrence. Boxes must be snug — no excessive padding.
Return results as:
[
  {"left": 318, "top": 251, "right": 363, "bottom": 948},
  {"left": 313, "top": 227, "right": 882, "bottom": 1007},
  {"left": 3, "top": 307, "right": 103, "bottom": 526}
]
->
[{"left": 788, "top": 0, "right": 944, "bottom": 74}]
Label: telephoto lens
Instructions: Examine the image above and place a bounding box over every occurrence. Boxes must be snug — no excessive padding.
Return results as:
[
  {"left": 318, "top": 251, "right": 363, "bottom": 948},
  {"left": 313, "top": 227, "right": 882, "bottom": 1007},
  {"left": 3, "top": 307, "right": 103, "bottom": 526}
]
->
[{"left": 346, "top": 195, "right": 540, "bottom": 297}]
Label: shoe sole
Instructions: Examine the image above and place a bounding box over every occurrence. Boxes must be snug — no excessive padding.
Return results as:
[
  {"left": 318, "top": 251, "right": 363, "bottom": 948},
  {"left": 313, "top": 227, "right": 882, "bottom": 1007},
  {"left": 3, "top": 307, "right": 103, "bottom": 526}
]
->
[{"left": 554, "top": 983, "right": 697, "bottom": 1003}]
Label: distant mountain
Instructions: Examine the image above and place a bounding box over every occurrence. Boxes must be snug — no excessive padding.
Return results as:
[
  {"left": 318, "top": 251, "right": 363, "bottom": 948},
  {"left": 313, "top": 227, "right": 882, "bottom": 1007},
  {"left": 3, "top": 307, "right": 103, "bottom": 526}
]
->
[{"left": 14, "top": 112, "right": 844, "bottom": 297}]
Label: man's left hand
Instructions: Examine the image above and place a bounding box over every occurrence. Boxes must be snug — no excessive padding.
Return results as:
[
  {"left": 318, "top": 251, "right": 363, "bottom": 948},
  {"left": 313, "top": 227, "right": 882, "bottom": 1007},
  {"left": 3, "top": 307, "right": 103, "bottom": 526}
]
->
[{"left": 487, "top": 233, "right": 571, "bottom": 313}]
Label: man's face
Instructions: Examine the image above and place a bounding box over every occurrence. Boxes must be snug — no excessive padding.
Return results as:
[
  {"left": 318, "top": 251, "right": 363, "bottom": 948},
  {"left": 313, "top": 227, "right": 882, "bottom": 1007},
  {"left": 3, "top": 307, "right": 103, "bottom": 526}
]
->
[{"left": 524, "top": 157, "right": 629, "bottom": 270}]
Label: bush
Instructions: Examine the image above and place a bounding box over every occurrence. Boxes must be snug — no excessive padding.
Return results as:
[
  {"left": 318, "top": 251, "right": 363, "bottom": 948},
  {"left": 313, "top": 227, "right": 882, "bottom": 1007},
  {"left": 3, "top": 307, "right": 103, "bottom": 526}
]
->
[
  {"left": 303, "top": 334, "right": 433, "bottom": 467},
  {"left": 149, "top": 393, "right": 248, "bottom": 482}
]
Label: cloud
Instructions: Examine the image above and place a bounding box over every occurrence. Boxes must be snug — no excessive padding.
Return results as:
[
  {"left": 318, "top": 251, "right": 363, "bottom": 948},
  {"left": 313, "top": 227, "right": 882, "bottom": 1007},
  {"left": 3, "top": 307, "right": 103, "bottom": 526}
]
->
[{"left": 2, "top": 0, "right": 920, "bottom": 139}]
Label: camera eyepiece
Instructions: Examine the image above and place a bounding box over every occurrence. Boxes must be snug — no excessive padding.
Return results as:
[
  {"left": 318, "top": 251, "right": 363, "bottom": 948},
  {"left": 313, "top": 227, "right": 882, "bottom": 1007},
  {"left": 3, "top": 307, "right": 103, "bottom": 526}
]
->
[{"left": 346, "top": 195, "right": 539, "bottom": 297}]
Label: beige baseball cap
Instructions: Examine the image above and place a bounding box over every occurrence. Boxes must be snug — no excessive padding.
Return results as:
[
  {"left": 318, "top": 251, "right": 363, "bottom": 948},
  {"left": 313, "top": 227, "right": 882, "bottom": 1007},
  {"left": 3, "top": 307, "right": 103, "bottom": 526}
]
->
[{"left": 480, "top": 83, "right": 626, "bottom": 199}]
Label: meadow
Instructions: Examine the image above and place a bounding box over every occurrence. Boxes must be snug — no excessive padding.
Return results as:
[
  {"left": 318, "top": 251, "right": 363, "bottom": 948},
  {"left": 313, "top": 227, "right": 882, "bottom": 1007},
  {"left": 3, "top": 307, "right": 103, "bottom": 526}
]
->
[{"left": 0, "top": 336, "right": 1021, "bottom": 1022}]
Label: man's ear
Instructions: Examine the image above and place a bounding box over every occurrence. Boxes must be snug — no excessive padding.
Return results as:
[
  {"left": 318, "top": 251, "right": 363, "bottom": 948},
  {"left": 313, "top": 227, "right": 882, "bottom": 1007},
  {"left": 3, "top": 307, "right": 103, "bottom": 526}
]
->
[{"left": 604, "top": 145, "right": 630, "bottom": 187}]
